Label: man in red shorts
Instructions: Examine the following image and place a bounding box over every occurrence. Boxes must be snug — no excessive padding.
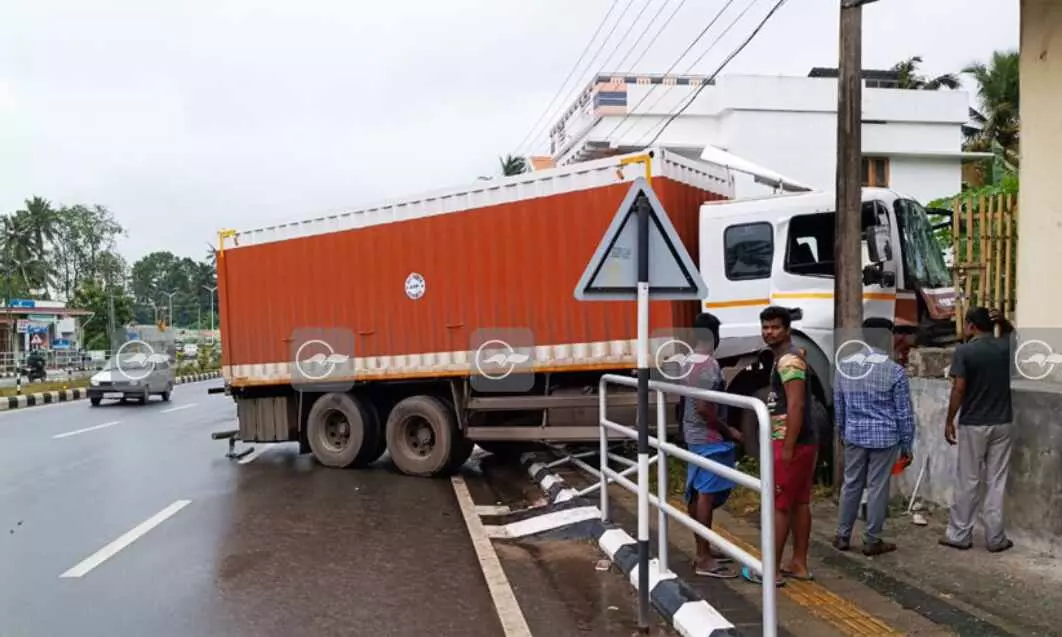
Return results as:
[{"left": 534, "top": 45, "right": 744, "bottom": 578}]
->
[{"left": 742, "top": 306, "right": 819, "bottom": 586}]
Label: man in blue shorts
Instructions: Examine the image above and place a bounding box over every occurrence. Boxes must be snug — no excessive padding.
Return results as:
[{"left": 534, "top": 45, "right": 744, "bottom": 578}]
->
[{"left": 683, "top": 312, "right": 743, "bottom": 578}]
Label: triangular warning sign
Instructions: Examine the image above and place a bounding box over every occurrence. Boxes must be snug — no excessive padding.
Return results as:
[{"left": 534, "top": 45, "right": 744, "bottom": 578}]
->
[{"left": 574, "top": 178, "right": 708, "bottom": 301}]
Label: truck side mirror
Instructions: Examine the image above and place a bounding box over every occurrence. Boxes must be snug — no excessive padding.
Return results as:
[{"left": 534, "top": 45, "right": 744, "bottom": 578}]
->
[{"left": 865, "top": 226, "right": 892, "bottom": 263}]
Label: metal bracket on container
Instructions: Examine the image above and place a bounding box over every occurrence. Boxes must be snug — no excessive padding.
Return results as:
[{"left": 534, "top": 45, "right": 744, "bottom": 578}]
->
[
  {"left": 616, "top": 151, "right": 655, "bottom": 185},
  {"left": 217, "top": 229, "right": 237, "bottom": 255}
]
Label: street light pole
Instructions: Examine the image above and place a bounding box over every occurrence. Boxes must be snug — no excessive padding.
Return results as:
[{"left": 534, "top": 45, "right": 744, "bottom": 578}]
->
[
  {"left": 203, "top": 286, "right": 217, "bottom": 334},
  {"left": 163, "top": 291, "right": 178, "bottom": 328}
]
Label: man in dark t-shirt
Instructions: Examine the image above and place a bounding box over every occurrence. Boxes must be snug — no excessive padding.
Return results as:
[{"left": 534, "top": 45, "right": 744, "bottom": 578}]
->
[{"left": 941, "top": 307, "right": 1015, "bottom": 552}]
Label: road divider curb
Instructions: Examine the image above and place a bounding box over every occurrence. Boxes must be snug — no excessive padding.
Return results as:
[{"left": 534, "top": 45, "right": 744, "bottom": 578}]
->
[
  {"left": 519, "top": 452, "right": 742, "bottom": 637},
  {"left": 0, "top": 371, "right": 223, "bottom": 412}
]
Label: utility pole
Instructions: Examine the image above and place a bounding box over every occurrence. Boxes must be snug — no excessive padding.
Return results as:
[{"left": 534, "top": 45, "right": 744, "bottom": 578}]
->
[{"left": 834, "top": 0, "right": 873, "bottom": 488}]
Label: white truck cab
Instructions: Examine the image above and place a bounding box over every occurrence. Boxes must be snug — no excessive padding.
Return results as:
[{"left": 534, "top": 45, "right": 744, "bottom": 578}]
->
[{"left": 696, "top": 186, "right": 956, "bottom": 449}]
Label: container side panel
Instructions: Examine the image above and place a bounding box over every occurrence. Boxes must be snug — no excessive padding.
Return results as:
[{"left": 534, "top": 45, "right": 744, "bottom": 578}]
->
[{"left": 220, "top": 178, "right": 724, "bottom": 372}]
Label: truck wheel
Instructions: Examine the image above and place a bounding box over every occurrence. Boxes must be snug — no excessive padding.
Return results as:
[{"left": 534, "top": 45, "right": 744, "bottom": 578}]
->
[
  {"left": 90, "top": 396, "right": 101, "bottom": 407},
  {"left": 359, "top": 398, "right": 388, "bottom": 465},
  {"left": 447, "top": 436, "right": 475, "bottom": 472},
  {"left": 306, "top": 393, "right": 381, "bottom": 469},
  {"left": 385, "top": 395, "right": 458, "bottom": 477}
]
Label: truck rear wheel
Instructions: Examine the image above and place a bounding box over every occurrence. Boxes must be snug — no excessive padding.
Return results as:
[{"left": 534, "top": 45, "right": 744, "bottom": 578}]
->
[
  {"left": 385, "top": 395, "right": 459, "bottom": 477},
  {"left": 306, "top": 392, "right": 381, "bottom": 469}
]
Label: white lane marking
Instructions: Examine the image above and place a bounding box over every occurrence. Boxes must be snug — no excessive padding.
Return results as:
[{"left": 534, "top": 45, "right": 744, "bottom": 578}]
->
[
  {"left": 475, "top": 505, "right": 512, "bottom": 516},
  {"left": 59, "top": 499, "right": 191, "bottom": 578},
  {"left": 52, "top": 421, "right": 122, "bottom": 439},
  {"left": 160, "top": 403, "right": 197, "bottom": 414},
  {"left": 451, "top": 476, "right": 532, "bottom": 637},
  {"left": 237, "top": 445, "right": 273, "bottom": 464}
]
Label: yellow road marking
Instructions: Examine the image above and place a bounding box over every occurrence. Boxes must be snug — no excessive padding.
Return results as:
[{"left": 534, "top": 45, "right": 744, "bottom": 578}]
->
[{"left": 666, "top": 497, "right": 904, "bottom": 637}]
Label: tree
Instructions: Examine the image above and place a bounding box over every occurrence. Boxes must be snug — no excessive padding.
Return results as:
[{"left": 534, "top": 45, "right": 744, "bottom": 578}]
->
[
  {"left": 51, "top": 204, "right": 126, "bottom": 300},
  {"left": 890, "top": 56, "right": 961, "bottom": 90},
  {"left": 70, "top": 281, "right": 135, "bottom": 350},
  {"left": 0, "top": 206, "right": 54, "bottom": 297},
  {"left": 499, "top": 154, "right": 528, "bottom": 176},
  {"left": 130, "top": 251, "right": 217, "bottom": 328},
  {"left": 962, "top": 50, "right": 1020, "bottom": 170}
]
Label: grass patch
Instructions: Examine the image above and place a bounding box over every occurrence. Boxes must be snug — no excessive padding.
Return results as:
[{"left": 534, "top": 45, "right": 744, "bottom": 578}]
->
[{"left": 0, "top": 378, "right": 91, "bottom": 398}]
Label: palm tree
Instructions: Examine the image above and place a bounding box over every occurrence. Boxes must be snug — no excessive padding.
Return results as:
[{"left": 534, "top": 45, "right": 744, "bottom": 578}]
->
[
  {"left": 499, "top": 155, "right": 528, "bottom": 176},
  {"left": 890, "top": 56, "right": 961, "bottom": 90},
  {"left": 962, "top": 50, "right": 1020, "bottom": 169}
]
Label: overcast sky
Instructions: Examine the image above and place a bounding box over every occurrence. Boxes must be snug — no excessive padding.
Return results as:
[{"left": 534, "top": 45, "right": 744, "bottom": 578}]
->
[{"left": 0, "top": 0, "right": 1019, "bottom": 263}]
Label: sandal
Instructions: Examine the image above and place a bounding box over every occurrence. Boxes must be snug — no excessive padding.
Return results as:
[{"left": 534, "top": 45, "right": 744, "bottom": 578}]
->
[
  {"left": 741, "top": 565, "right": 786, "bottom": 587},
  {"left": 780, "top": 568, "right": 815, "bottom": 581},
  {"left": 696, "top": 564, "right": 738, "bottom": 579}
]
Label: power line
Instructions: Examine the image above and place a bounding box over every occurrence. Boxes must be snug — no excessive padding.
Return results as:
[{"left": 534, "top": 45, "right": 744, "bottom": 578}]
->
[
  {"left": 600, "top": 0, "right": 740, "bottom": 142},
  {"left": 612, "top": 0, "right": 675, "bottom": 73},
  {"left": 514, "top": 0, "right": 636, "bottom": 157},
  {"left": 510, "top": 0, "right": 621, "bottom": 157},
  {"left": 624, "top": 0, "right": 691, "bottom": 73},
  {"left": 598, "top": 0, "right": 660, "bottom": 75},
  {"left": 641, "top": 0, "right": 793, "bottom": 148},
  {"left": 624, "top": 0, "right": 763, "bottom": 145}
]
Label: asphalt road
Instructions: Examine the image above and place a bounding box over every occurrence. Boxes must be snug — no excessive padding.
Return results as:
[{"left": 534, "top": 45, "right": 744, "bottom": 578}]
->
[{"left": 0, "top": 383, "right": 665, "bottom": 637}]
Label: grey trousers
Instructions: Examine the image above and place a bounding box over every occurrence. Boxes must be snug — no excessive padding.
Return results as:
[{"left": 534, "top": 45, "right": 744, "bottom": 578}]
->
[
  {"left": 836, "top": 442, "right": 899, "bottom": 543},
  {"left": 946, "top": 423, "right": 1013, "bottom": 548}
]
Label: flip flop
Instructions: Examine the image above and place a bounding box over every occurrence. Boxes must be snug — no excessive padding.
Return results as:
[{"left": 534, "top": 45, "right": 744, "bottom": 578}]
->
[
  {"left": 696, "top": 564, "right": 738, "bottom": 579},
  {"left": 780, "top": 568, "right": 815, "bottom": 581},
  {"left": 741, "top": 566, "right": 786, "bottom": 588}
]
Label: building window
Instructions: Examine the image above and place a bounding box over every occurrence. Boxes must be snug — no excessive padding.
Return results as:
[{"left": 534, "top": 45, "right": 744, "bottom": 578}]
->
[
  {"left": 862, "top": 157, "right": 890, "bottom": 187},
  {"left": 724, "top": 222, "right": 773, "bottom": 280}
]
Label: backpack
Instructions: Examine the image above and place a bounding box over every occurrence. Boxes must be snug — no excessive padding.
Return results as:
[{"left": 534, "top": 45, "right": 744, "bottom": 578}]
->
[{"left": 771, "top": 348, "right": 830, "bottom": 441}]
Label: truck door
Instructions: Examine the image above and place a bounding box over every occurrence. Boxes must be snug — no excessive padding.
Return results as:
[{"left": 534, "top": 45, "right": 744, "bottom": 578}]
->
[{"left": 701, "top": 217, "right": 776, "bottom": 353}]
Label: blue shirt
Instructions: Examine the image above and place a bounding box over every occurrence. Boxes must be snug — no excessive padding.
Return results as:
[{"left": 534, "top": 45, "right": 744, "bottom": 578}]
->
[{"left": 834, "top": 347, "right": 915, "bottom": 450}]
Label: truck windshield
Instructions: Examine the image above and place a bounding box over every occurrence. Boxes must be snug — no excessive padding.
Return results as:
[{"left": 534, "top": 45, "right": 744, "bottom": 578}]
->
[{"left": 895, "top": 198, "right": 951, "bottom": 289}]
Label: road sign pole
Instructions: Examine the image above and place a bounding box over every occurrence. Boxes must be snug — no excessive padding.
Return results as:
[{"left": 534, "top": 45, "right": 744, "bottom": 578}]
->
[{"left": 635, "top": 193, "right": 651, "bottom": 633}]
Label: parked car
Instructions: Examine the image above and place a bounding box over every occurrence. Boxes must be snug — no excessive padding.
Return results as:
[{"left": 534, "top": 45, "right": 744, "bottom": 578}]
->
[{"left": 87, "top": 352, "right": 175, "bottom": 406}]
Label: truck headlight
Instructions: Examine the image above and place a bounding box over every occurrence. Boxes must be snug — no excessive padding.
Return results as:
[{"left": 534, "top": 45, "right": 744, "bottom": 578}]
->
[{"left": 90, "top": 378, "right": 100, "bottom": 387}]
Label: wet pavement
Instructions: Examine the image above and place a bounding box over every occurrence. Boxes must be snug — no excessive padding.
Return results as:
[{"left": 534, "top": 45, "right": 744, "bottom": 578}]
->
[{"left": 0, "top": 386, "right": 673, "bottom": 637}]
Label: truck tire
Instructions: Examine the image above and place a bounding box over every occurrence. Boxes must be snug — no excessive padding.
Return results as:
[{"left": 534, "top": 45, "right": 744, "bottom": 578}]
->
[
  {"left": 306, "top": 392, "right": 381, "bottom": 469},
  {"left": 385, "top": 395, "right": 459, "bottom": 477},
  {"left": 359, "top": 398, "right": 388, "bottom": 465},
  {"left": 447, "top": 436, "right": 476, "bottom": 472}
]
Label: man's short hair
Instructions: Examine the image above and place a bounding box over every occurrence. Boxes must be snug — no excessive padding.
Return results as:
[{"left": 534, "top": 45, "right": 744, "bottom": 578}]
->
[
  {"left": 861, "top": 318, "right": 894, "bottom": 352},
  {"left": 759, "top": 305, "right": 792, "bottom": 328},
  {"left": 966, "top": 307, "right": 993, "bottom": 332},
  {"left": 692, "top": 312, "right": 721, "bottom": 349}
]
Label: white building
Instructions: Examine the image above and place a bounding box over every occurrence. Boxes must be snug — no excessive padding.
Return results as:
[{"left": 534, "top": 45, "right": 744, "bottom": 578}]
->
[{"left": 548, "top": 68, "right": 989, "bottom": 204}]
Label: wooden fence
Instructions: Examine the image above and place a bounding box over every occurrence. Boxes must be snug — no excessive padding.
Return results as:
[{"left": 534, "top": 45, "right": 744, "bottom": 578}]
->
[{"left": 949, "top": 193, "right": 1019, "bottom": 335}]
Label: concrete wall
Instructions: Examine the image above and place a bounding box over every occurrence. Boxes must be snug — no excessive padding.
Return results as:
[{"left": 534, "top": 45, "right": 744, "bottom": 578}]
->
[
  {"left": 899, "top": 376, "right": 1062, "bottom": 553},
  {"left": 1016, "top": 0, "right": 1062, "bottom": 330}
]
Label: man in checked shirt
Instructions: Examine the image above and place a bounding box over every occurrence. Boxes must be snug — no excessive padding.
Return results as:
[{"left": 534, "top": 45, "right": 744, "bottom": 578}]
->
[{"left": 832, "top": 318, "right": 915, "bottom": 556}]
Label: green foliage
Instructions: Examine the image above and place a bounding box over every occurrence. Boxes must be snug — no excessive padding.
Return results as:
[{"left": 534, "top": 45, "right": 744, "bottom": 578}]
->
[
  {"left": 498, "top": 154, "right": 528, "bottom": 176},
  {"left": 130, "top": 250, "right": 216, "bottom": 328},
  {"left": 70, "top": 281, "right": 135, "bottom": 350}
]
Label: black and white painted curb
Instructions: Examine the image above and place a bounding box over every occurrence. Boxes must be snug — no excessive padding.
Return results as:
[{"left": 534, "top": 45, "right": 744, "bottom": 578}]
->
[
  {"left": 0, "top": 371, "right": 223, "bottom": 412},
  {"left": 519, "top": 453, "right": 742, "bottom": 637},
  {"left": 519, "top": 452, "right": 581, "bottom": 504}
]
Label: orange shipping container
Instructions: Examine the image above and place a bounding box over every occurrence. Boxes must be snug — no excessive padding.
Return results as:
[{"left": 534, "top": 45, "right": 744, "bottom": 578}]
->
[{"left": 218, "top": 149, "right": 732, "bottom": 388}]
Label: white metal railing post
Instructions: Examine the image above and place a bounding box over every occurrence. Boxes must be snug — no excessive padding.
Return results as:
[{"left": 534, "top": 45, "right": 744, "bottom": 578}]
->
[
  {"left": 755, "top": 400, "right": 777, "bottom": 637},
  {"left": 598, "top": 376, "right": 610, "bottom": 522},
  {"left": 595, "top": 374, "right": 777, "bottom": 635},
  {"left": 655, "top": 389, "right": 669, "bottom": 574}
]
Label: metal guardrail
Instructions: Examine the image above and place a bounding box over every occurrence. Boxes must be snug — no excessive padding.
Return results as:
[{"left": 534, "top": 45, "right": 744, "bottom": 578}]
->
[{"left": 585, "top": 373, "right": 778, "bottom": 636}]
